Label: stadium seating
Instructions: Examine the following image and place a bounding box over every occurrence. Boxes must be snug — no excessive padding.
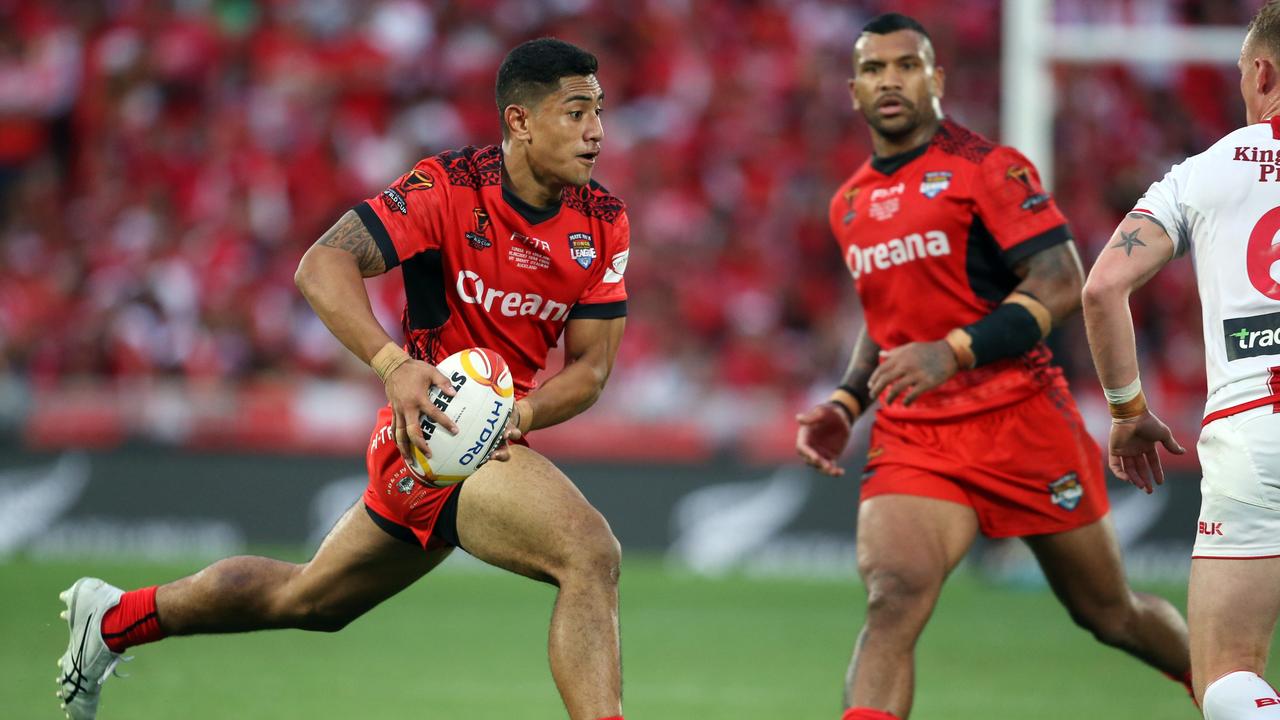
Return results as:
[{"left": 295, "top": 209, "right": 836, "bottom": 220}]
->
[{"left": 0, "top": 0, "right": 1254, "bottom": 458}]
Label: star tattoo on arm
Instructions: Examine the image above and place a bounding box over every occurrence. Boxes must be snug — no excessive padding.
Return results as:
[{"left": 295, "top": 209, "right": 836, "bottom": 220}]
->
[{"left": 1111, "top": 228, "right": 1146, "bottom": 256}]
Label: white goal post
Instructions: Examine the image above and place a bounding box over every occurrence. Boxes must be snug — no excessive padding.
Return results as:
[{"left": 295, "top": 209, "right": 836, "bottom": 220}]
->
[{"left": 1001, "top": 0, "right": 1246, "bottom": 186}]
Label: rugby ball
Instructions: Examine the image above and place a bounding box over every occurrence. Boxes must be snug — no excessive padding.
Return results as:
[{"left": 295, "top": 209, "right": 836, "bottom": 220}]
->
[{"left": 405, "top": 347, "right": 515, "bottom": 486}]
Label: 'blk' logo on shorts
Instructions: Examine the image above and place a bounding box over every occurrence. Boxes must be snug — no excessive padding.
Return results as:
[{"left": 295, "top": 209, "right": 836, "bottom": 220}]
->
[{"left": 1198, "top": 521, "right": 1224, "bottom": 536}]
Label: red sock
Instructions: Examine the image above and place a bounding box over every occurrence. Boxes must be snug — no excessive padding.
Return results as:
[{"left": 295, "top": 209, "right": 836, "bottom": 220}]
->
[
  {"left": 842, "top": 709, "right": 899, "bottom": 720},
  {"left": 100, "top": 586, "right": 165, "bottom": 653},
  {"left": 595, "top": 717, "right": 623, "bottom": 720}
]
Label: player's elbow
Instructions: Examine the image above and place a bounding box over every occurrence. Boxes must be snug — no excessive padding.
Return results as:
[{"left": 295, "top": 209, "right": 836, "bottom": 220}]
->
[
  {"left": 1081, "top": 273, "right": 1126, "bottom": 311},
  {"left": 294, "top": 245, "right": 335, "bottom": 301},
  {"left": 294, "top": 247, "right": 317, "bottom": 294},
  {"left": 581, "top": 374, "right": 608, "bottom": 409},
  {"left": 578, "top": 364, "right": 612, "bottom": 410}
]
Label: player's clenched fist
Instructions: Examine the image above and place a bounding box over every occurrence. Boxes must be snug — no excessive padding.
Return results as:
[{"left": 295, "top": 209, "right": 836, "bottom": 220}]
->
[
  {"left": 796, "top": 402, "right": 853, "bottom": 477},
  {"left": 869, "top": 340, "right": 959, "bottom": 406},
  {"left": 383, "top": 359, "right": 460, "bottom": 461}
]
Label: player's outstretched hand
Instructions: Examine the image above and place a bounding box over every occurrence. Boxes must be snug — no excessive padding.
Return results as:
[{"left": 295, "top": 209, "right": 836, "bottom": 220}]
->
[
  {"left": 384, "top": 359, "right": 459, "bottom": 461},
  {"left": 869, "top": 340, "right": 958, "bottom": 406},
  {"left": 1108, "top": 410, "right": 1186, "bottom": 494},
  {"left": 796, "top": 402, "right": 853, "bottom": 477}
]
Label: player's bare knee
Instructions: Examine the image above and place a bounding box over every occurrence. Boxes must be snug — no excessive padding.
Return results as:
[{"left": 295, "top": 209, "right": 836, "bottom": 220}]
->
[
  {"left": 1067, "top": 593, "right": 1138, "bottom": 647},
  {"left": 862, "top": 566, "right": 940, "bottom": 625},
  {"left": 555, "top": 509, "right": 621, "bottom": 588}
]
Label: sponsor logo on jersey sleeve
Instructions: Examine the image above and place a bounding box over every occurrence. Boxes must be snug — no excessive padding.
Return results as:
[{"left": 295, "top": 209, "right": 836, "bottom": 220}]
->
[
  {"left": 841, "top": 187, "right": 861, "bottom": 224},
  {"left": 1048, "top": 472, "right": 1082, "bottom": 511},
  {"left": 466, "top": 208, "right": 492, "bottom": 250},
  {"left": 568, "top": 232, "right": 597, "bottom": 269},
  {"left": 919, "top": 171, "right": 952, "bottom": 199},
  {"left": 603, "top": 249, "right": 629, "bottom": 284},
  {"left": 399, "top": 169, "right": 435, "bottom": 193},
  {"left": 381, "top": 187, "right": 408, "bottom": 215},
  {"left": 1006, "top": 165, "right": 1050, "bottom": 212},
  {"left": 1224, "top": 310, "right": 1280, "bottom": 360}
]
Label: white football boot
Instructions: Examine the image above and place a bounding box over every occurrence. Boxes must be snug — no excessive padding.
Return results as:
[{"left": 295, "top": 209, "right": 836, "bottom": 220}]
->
[{"left": 57, "top": 578, "right": 129, "bottom": 719}]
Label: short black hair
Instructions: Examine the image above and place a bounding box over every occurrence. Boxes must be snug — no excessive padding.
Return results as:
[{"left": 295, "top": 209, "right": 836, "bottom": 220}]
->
[
  {"left": 856, "top": 13, "right": 935, "bottom": 65},
  {"left": 495, "top": 37, "right": 598, "bottom": 114},
  {"left": 861, "top": 12, "right": 931, "bottom": 41}
]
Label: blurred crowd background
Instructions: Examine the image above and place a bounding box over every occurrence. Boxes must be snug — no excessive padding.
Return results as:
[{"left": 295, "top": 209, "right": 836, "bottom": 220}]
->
[{"left": 0, "top": 0, "right": 1261, "bottom": 455}]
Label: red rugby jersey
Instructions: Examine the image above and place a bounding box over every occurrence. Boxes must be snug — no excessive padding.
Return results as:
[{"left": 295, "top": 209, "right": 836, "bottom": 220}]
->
[
  {"left": 828, "top": 120, "right": 1070, "bottom": 421},
  {"left": 356, "top": 145, "right": 630, "bottom": 398}
]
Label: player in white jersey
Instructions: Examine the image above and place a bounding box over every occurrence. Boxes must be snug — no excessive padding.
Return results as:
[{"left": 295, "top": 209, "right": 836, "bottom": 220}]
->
[{"left": 1082, "top": 3, "right": 1280, "bottom": 716}]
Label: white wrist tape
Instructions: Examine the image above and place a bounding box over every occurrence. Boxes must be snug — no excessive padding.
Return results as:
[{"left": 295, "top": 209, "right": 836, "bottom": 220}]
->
[{"left": 1103, "top": 376, "right": 1142, "bottom": 404}]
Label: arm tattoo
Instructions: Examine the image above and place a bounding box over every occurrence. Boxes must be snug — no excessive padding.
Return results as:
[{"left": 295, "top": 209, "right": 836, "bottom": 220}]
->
[
  {"left": 1010, "top": 241, "right": 1084, "bottom": 322},
  {"left": 1013, "top": 241, "right": 1078, "bottom": 280},
  {"left": 316, "top": 210, "right": 386, "bottom": 276},
  {"left": 1110, "top": 228, "right": 1146, "bottom": 256},
  {"left": 1126, "top": 211, "right": 1183, "bottom": 258}
]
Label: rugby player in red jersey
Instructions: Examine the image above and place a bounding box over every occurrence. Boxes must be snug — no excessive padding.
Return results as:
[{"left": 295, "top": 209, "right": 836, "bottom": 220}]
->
[
  {"left": 57, "top": 39, "right": 628, "bottom": 720},
  {"left": 794, "top": 14, "right": 1191, "bottom": 720}
]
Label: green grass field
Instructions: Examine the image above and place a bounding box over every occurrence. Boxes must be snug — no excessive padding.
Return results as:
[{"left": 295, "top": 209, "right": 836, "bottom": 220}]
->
[{"left": 1, "top": 554, "right": 1228, "bottom": 719}]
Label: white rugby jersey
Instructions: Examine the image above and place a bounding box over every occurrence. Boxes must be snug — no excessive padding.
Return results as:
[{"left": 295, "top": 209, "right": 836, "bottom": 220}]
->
[{"left": 1132, "top": 117, "right": 1280, "bottom": 426}]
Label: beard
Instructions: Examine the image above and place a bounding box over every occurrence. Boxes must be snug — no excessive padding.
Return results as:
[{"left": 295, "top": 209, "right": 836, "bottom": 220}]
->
[{"left": 864, "top": 103, "right": 926, "bottom": 145}]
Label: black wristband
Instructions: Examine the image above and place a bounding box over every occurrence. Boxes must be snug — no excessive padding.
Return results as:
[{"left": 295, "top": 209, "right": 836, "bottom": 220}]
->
[
  {"left": 838, "top": 383, "right": 871, "bottom": 414},
  {"left": 963, "top": 302, "right": 1042, "bottom": 367},
  {"left": 826, "top": 400, "right": 856, "bottom": 425}
]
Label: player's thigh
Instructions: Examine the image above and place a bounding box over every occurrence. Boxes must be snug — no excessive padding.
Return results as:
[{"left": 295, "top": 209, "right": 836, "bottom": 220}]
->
[
  {"left": 1189, "top": 557, "right": 1280, "bottom": 687},
  {"left": 1190, "top": 410, "right": 1280, "bottom": 682},
  {"left": 456, "top": 444, "right": 617, "bottom": 583},
  {"left": 1021, "top": 513, "right": 1130, "bottom": 614},
  {"left": 288, "top": 500, "right": 451, "bottom": 615},
  {"left": 856, "top": 493, "right": 979, "bottom": 599}
]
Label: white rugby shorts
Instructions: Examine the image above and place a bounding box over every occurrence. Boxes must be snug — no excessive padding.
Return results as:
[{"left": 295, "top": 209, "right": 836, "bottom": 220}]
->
[{"left": 1194, "top": 405, "right": 1280, "bottom": 558}]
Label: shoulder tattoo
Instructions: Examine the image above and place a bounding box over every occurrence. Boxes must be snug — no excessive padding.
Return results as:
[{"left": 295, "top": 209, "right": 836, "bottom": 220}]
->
[{"left": 316, "top": 210, "right": 386, "bottom": 276}]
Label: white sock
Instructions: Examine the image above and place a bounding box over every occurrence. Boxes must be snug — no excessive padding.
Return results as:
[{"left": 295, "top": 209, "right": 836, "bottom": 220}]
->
[{"left": 1203, "top": 671, "right": 1280, "bottom": 719}]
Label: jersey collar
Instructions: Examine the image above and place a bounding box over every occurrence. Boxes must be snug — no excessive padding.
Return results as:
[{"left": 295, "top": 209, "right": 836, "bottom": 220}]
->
[
  {"left": 500, "top": 152, "right": 562, "bottom": 225},
  {"left": 870, "top": 140, "right": 931, "bottom": 176},
  {"left": 501, "top": 183, "right": 562, "bottom": 225}
]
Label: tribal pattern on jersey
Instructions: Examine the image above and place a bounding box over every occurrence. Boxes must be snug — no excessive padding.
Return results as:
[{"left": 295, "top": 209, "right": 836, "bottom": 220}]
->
[
  {"left": 565, "top": 183, "right": 627, "bottom": 223},
  {"left": 435, "top": 145, "right": 503, "bottom": 189}
]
